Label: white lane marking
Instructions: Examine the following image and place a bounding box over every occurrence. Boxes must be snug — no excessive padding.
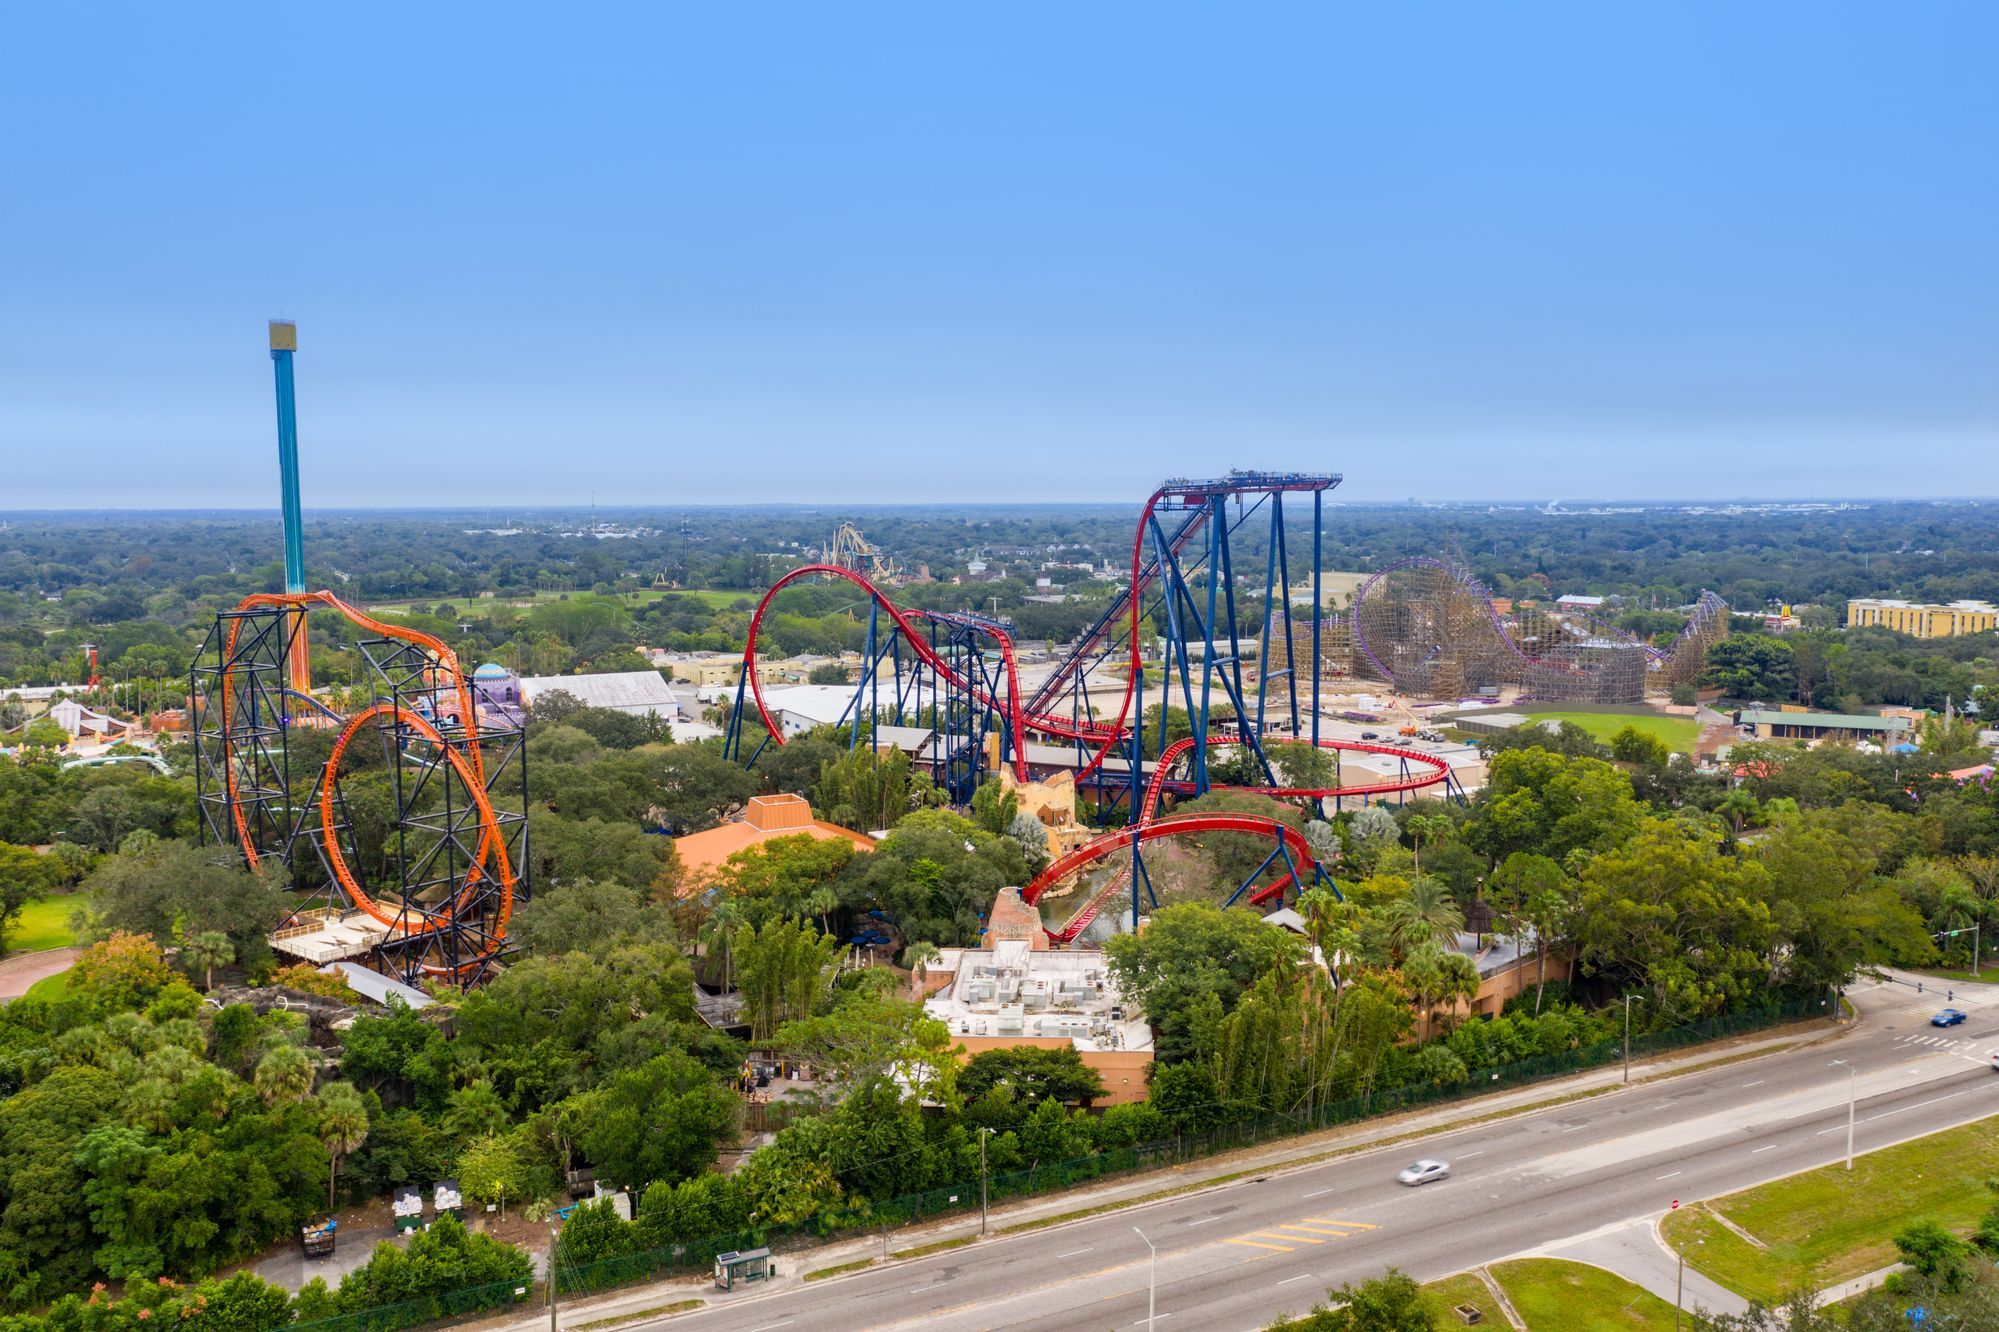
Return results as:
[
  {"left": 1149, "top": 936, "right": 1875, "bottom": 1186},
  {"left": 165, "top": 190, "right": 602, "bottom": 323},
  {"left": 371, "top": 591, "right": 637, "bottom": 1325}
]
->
[
  {"left": 1276, "top": 1273, "right": 1316, "bottom": 1286},
  {"left": 1184, "top": 1215, "right": 1224, "bottom": 1226},
  {"left": 1657, "top": 1171, "right": 1683, "bottom": 1180},
  {"left": 749, "top": 1323, "right": 796, "bottom": 1332},
  {"left": 1057, "top": 1247, "right": 1093, "bottom": 1257},
  {"left": 909, "top": 1283, "right": 948, "bottom": 1294},
  {"left": 1752, "top": 1144, "right": 1777, "bottom": 1153},
  {"left": 1301, "top": 1187, "right": 1337, "bottom": 1199},
  {"left": 1458, "top": 1150, "right": 1485, "bottom": 1158},
  {"left": 1741, "top": 1080, "right": 1764, "bottom": 1088},
  {"left": 1815, "top": 1086, "right": 1976, "bottom": 1135}
]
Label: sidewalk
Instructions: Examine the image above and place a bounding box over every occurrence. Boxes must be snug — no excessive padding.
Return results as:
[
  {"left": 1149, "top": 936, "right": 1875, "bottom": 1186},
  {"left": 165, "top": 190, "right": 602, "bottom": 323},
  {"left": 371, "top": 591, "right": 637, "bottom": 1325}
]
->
[
  {"left": 0, "top": 946, "right": 77, "bottom": 1002},
  {"left": 505, "top": 1011, "right": 1852, "bottom": 1329}
]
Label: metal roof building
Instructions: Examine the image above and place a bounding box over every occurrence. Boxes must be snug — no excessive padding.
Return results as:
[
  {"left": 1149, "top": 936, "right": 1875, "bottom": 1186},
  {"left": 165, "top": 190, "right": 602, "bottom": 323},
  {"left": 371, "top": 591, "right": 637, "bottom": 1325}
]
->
[{"left": 517, "top": 670, "right": 680, "bottom": 718}]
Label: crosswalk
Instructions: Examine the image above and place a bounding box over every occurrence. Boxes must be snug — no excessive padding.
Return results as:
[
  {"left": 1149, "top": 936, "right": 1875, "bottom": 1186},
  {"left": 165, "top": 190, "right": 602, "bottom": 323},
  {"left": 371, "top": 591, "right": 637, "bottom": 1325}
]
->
[
  {"left": 1224, "top": 1216, "right": 1380, "bottom": 1253},
  {"left": 1894, "top": 1032, "right": 1983, "bottom": 1051}
]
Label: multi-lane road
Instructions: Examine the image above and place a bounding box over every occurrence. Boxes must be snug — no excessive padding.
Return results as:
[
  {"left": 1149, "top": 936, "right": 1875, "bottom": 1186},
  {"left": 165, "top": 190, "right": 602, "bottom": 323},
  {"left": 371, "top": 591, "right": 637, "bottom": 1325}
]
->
[{"left": 648, "top": 974, "right": 1997, "bottom": 1331}]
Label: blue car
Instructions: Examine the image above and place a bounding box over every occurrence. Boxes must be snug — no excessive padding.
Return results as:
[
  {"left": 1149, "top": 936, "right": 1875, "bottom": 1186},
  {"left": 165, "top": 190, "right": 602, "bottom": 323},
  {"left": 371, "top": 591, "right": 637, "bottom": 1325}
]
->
[{"left": 1932, "top": 1008, "right": 1967, "bottom": 1027}]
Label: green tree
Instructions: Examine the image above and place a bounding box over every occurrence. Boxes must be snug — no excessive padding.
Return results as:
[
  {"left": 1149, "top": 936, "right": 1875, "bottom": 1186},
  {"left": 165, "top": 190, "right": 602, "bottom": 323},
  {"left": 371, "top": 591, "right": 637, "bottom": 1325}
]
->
[
  {"left": 960, "top": 1046, "right": 1107, "bottom": 1108},
  {"left": 1268, "top": 1267, "right": 1435, "bottom": 1331},
  {"left": 734, "top": 918, "right": 843, "bottom": 1042},
  {"left": 1609, "top": 725, "right": 1672, "bottom": 769},
  {"left": 1702, "top": 633, "right": 1797, "bottom": 700},
  {"left": 315, "top": 1081, "right": 370, "bottom": 1209},
  {"left": 253, "top": 1043, "right": 315, "bottom": 1107},
  {"left": 69, "top": 930, "right": 175, "bottom": 1012},
  {"left": 571, "top": 1051, "right": 737, "bottom": 1190},
  {"left": 510, "top": 876, "right": 668, "bottom": 955},
  {"left": 1893, "top": 1217, "right": 1973, "bottom": 1290},
  {"left": 184, "top": 929, "right": 234, "bottom": 991},
  {"left": 82, "top": 839, "right": 289, "bottom": 972},
  {"left": 1105, "top": 902, "right": 1306, "bottom": 1062}
]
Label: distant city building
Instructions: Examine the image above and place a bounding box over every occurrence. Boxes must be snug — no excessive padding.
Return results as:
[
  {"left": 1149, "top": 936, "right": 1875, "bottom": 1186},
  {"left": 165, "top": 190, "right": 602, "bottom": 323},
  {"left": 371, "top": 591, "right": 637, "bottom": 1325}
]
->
[{"left": 1847, "top": 598, "right": 1999, "bottom": 639}]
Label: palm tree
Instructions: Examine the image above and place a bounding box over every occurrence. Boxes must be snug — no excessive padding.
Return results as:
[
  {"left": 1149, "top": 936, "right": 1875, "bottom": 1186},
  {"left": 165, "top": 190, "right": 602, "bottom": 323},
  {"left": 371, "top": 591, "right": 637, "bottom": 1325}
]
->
[
  {"left": 315, "top": 1081, "right": 370, "bottom": 1211},
  {"left": 1405, "top": 814, "right": 1451, "bottom": 875},
  {"left": 902, "top": 940, "right": 941, "bottom": 995},
  {"left": 442, "top": 1080, "right": 509, "bottom": 1145},
  {"left": 1520, "top": 878, "right": 1578, "bottom": 1014},
  {"left": 699, "top": 894, "right": 746, "bottom": 991},
  {"left": 1381, "top": 878, "right": 1464, "bottom": 961},
  {"left": 184, "top": 931, "right": 234, "bottom": 991},
  {"left": 253, "top": 1043, "right": 314, "bottom": 1106},
  {"left": 1717, "top": 790, "right": 1760, "bottom": 836}
]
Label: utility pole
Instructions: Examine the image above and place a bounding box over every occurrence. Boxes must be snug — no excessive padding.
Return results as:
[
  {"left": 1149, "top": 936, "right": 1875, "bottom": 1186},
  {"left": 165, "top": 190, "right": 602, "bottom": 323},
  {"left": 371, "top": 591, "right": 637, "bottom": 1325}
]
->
[
  {"left": 978, "top": 1127, "right": 994, "bottom": 1235},
  {"left": 547, "top": 1221, "right": 559, "bottom": 1332},
  {"left": 1833, "top": 1059, "right": 1856, "bottom": 1169},
  {"left": 1132, "top": 1226, "right": 1157, "bottom": 1331},
  {"left": 1622, "top": 995, "right": 1633, "bottom": 1084},
  {"left": 1674, "top": 1247, "right": 1683, "bottom": 1332}
]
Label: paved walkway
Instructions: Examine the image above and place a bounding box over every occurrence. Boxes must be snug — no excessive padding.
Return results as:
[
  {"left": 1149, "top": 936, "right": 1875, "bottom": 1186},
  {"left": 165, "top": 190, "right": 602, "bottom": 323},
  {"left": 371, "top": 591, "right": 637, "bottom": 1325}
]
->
[
  {"left": 505, "top": 1012, "right": 1851, "bottom": 1329},
  {"left": 1524, "top": 1216, "right": 1748, "bottom": 1317},
  {"left": 0, "top": 946, "right": 77, "bottom": 1002}
]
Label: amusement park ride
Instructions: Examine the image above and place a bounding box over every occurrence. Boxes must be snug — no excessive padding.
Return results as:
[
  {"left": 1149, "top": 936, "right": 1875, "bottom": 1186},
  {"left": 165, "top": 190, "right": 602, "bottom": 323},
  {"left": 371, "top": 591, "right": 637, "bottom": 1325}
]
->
[
  {"left": 191, "top": 324, "right": 528, "bottom": 986},
  {"left": 725, "top": 473, "right": 1462, "bottom": 938},
  {"left": 190, "top": 325, "right": 1723, "bottom": 980}
]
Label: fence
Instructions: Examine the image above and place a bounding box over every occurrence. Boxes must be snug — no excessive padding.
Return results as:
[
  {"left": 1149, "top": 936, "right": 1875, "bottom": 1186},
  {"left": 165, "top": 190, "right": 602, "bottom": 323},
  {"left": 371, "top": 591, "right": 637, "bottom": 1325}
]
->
[
  {"left": 551, "top": 994, "right": 1830, "bottom": 1297},
  {"left": 290, "top": 1279, "right": 534, "bottom": 1332}
]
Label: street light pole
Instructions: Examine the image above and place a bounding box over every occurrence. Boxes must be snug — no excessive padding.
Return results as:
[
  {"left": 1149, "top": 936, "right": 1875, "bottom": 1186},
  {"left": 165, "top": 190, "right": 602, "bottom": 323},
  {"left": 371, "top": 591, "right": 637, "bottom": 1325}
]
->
[
  {"left": 978, "top": 1127, "right": 994, "bottom": 1235},
  {"left": 1132, "top": 1226, "right": 1157, "bottom": 1331},
  {"left": 1832, "top": 1058, "right": 1856, "bottom": 1170},
  {"left": 1674, "top": 1248, "right": 1683, "bottom": 1332}
]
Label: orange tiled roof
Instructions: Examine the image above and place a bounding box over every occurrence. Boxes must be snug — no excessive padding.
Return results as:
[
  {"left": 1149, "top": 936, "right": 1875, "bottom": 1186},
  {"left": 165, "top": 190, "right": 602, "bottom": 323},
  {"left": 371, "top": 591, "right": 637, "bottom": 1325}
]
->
[{"left": 674, "top": 793, "right": 876, "bottom": 878}]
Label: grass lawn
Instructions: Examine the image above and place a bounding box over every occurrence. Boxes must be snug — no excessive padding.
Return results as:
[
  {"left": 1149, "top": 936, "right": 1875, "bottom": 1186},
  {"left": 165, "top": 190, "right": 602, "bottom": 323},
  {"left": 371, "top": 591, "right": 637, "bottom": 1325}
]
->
[
  {"left": 24, "top": 971, "right": 71, "bottom": 1001},
  {"left": 10, "top": 895, "right": 79, "bottom": 952},
  {"left": 1516, "top": 709, "right": 1701, "bottom": 755},
  {"left": 1492, "top": 1259, "right": 1678, "bottom": 1331},
  {"left": 1419, "top": 1272, "right": 1505, "bottom": 1325},
  {"left": 1660, "top": 1116, "right": 1999, "bottom": 1304}
]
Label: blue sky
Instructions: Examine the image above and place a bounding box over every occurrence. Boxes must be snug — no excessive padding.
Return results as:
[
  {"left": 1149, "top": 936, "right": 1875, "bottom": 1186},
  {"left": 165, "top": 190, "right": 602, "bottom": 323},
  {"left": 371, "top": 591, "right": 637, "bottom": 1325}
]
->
[{"left": 2, "top": 5, "right": 1994, "bottom": 508}]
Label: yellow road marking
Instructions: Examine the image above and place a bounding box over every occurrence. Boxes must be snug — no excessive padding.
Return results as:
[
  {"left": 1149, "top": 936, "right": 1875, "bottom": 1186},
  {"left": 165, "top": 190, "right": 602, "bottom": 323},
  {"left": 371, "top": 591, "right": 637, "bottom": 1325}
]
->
[
  {"left": 1306, "top": 1218, "right": 1380, "bottom": 1229},
  {"left": 1253, "top": 1230, "right": 1323, "bottom": 1243},
  {"left": 1225, "top": 1238, "right": 1297, "bottom": 1251},
  {"left": 1279, "top": 1223, "right": 1357, "bottom": 1236}
]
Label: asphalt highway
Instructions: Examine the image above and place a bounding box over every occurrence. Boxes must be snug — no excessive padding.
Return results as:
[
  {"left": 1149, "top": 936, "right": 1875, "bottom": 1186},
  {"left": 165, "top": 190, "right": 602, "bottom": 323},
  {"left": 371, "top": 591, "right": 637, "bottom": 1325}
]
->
[{"left": 651, "top": 975, "right": 1999, "bottom": 1331}]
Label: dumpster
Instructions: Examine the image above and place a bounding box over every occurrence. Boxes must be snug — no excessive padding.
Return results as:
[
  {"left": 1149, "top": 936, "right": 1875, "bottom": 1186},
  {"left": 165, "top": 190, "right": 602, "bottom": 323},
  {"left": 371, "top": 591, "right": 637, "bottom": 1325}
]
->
[{"left": 301, "top": 1218, "right": 337, "bottom": 1258}]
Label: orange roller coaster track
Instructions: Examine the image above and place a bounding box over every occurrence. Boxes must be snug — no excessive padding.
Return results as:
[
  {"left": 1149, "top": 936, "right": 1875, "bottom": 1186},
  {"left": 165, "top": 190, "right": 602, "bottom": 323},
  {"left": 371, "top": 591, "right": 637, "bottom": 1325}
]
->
[{"left": 193, "top": 591, "right": 526, "bottom": 983}]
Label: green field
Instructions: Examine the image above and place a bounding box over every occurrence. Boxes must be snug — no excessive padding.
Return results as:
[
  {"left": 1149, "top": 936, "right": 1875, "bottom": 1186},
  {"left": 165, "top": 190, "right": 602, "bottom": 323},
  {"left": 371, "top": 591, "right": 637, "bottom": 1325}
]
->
[
  {"left": 1661, "top": 1116, "right": 1999, "bottom": 1303},
  {"left": 1491, "top": 1259, "right": 1678, "bottom": 1331},
  {"left": 1516, "top": 709, "right": 1701, "bottom": 755},
  {"left": 10, "top": 896, "right": 79, "bottom": 952}
]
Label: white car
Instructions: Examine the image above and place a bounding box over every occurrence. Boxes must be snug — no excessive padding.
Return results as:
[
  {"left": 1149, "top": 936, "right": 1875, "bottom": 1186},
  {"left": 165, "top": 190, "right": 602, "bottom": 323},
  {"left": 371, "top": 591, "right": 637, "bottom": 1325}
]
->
[
  {"left": 1989, "top": 1051, "right": 1999, "bottom": 1072},
  {"left": 1397, "top": 1158, "right": 1451, "bottom": 1186}
]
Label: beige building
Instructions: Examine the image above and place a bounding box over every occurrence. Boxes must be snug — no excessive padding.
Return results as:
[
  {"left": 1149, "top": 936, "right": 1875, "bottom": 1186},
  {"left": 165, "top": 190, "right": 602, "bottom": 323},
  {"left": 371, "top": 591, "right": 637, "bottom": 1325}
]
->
[
  {"left": 1847, "top": 598, "right": 1999, "bottom": 639},
  {"left": 923, "top": 898, "right": 1154, "bottom": 1106}
]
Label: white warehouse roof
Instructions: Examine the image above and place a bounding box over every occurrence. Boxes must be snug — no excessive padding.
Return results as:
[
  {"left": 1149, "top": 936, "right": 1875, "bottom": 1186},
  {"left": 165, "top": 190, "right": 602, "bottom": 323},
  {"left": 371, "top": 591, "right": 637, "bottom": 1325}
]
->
[{"left": 518, "top": 671, "right": 681, "bottom": 718}]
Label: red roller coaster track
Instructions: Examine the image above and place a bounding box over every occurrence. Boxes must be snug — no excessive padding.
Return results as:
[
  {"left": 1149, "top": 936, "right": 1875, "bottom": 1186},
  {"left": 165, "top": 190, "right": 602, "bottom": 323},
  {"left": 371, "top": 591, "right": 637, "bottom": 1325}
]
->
[{"left": 739, "top": 557, "right": 1455, "bottom": 941}]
